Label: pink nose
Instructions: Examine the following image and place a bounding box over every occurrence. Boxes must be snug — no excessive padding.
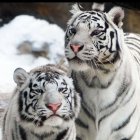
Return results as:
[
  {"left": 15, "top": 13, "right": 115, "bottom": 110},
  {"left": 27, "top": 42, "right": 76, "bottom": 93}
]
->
[
  {"left": 47, "top": 103, "right": 62, "bottom": 113},
  {"left": 70, "top": 44, "right": 84, "bottom": 53}
]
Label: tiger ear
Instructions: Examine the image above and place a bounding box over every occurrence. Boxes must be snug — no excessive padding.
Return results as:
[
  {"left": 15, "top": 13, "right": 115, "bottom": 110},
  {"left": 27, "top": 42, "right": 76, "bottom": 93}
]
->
[
  {"left": 70, "top": 3, "right": 82, "bottom": 15},
  {"left": 92, "top": 2, "right": 105, "bottom": 12},
  {"left": 13, "top": 68, "right": 29, "bottom": 86},
  {"left": 108, "top": 7, "right": 124, "bottom": 28},
  {"left": 68, "top": 3, "right": 83, "bottom": 25}
]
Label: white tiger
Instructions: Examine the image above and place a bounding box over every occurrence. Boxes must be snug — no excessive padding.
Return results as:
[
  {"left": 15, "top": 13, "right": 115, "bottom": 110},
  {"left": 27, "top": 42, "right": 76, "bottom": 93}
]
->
[
  {"left": 65, "top": 3, "right": 140, "bottom": 140},
  {"left": 2, "top": 64, "right": 80, "bottom": 140}
]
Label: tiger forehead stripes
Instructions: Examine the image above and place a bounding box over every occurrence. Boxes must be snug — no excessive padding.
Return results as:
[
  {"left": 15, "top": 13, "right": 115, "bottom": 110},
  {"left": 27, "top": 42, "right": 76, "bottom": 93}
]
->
[
  {"left": 2, "top": 64, "right": 81, "bottom": 140},
  {"left": 65, "top": 3, "right": 140, "bottom": 140}
]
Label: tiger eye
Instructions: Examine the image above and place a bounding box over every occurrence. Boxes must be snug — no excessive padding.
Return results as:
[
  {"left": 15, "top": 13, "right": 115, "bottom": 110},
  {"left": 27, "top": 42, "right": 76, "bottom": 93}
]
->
[
  {"left": 33, "top": 84, "right": 37, "bottom": 87},
  {"left": 58, "top": 88, "right": 64, "bottom": 92},
  {"left": 90, "top": 30, "right": 101, "bottom": 36},
  {"left": 70, "top": 28, "right": 76, "bottom": 34}
]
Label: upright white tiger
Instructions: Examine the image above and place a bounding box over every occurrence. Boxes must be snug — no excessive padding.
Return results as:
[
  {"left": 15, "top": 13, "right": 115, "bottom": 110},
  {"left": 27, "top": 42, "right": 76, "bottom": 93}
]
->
[
  {"left": 2, "top": 64, "right": 80, "bottom": 140},
  {"left": 65, "top": 3, "right": 140, "bottom": 140}
]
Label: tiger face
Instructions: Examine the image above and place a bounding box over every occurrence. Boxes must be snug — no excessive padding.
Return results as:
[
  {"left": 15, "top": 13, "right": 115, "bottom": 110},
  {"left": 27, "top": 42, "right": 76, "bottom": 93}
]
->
[
  {"left": 13, "top": 65, "right": 80, "bottom": 131},
  {"left": 65, "top": 4, "right": 124, "bottom": 71}
]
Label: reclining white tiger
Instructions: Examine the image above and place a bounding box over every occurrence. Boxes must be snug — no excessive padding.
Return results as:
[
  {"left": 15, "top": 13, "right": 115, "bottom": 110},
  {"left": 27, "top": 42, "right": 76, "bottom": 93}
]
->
[
  {"left": 2, "top": 64, "right": 80, "bottom": 140},
  {"left": 65, "top": 3, "right": 140, "bottom": 140}
]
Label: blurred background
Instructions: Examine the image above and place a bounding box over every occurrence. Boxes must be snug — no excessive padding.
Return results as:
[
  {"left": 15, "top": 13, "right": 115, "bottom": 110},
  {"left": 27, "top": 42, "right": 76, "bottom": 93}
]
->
[
  {"left": 0, "top": 3, "right": 139, "bottom": 138},
  {"left": 0, "top": 2, "right": 140, "bottom": 32}
]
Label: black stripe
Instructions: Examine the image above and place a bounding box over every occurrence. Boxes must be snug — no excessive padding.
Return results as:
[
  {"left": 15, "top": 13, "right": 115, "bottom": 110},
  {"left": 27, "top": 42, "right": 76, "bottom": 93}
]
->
[
  {"left": 97, "top": 23, "right": 103, "bottom": 28},
  {"left": 128, "top": 46, "right": 140, "bottom": 56},
  {"left": 99, "top": 75, "right": 131, "bottom": 127},
  {"left": 76, "top": 136, "right": 82, "bottom": 140},
  {"left": 19, "top": 91, "right": 23, "bottom": 114},
  {"left": 115, "top": 29, "right": 121, "bottom": 51},
  {"left": 71, "top": 13, "right": 84, "bottom": 26},
  {"left": 133, "top": 55, "right": 140, "bottom": 65},
  {"left": 125, "top": 36, "right": 140, "bottom": 43},
  {"left": 97, "top": 12, "right": 103, "bottom": 18},
  {"left": 55, "top": 128, "right": 69, "bottom": 140},
  {"left": 15, "top": 120, "right": 19, "bottom": 139},
  {"left": 65, "top": 127, "right": 74, "bottom": 140},
  {"left": 79, "top": 15, "right": 89, "bottom": 18},
  {"left": 127, "top": 117, "right": 140, "bottom": 140},
  {"left": 120, "top": 117, "right": 140, "bottom": 140},
  {"left": 74, "top": 90, "right": 78, "bottom": 108},
  {"left": 81, "top": 103, "right": 95, "bottom": 122},
  {"left": 76, "top": 118, "right": 89, "bottom": 129},
  {"left": 2, "top": 111, "right": 7, "bottom": 135},
  {"left": 12, "top": 130, "right": 15, "bottom": 140},
  {"left": 126, "top": 42, "right": 140, "bottom": 50},
  {"left": 103, "top": 17, "right": 109, "bottom": 32},
  {"left": 122, "top": 88, "right": 135, "bottom": 106},
  {"left": 109, "top": 31, "right": 116, "bottom": 52},
  {"left": 98, "top": 106, "right": 117, "bottom": 128},
  {"left": 113, "top": 106, "right": 136, "bottom": 132},
  {"left": 19, "top": 91, "right": 35, "bottom": 122},
  {"left": 100, "top": 78, "right": 129, "bottom": 111},
  {"left": 19, "top": 125, "right": 27, "bottom": 140},
  {"left": 91, "top": 18, "right": 98, "bottom": 21},
  {"left": 91, "top": 16, "right": 100, "bottom": 20},
  {"left": 87, "top": 11, "right": 96, "bottom": 14},
  {"left": 71, "top": 71, "right": 95, "bottom": 122}
]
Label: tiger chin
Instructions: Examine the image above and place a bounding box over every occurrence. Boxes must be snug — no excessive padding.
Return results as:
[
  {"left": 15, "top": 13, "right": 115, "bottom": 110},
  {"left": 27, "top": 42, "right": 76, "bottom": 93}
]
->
[
  {"left": 2, "top": 64, "right": 81, "bottom": 140},
  {"left": 65, "top": 3, "right": 140, "bottom": 140}
]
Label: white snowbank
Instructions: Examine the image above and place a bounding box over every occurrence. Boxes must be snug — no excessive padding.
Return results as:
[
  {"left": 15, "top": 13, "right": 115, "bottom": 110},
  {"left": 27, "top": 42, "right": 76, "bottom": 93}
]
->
[{"left": 0, "top": 15, "right": 65, "bottom": 94}]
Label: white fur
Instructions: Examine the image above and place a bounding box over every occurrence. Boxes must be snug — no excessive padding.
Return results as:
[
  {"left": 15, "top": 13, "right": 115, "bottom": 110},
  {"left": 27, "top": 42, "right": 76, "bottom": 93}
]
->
[
  {"left": 108, "top": 7, "right": 124, "bottom": 28},
  {"left": 2, "top": 65, "right": 81, "bottom": 140},
  {"left": 65, "top": 5, "right": 140, "bottom": 140},
  {"left": 67, "top": 3, "right": 83, "bottom": 25}
]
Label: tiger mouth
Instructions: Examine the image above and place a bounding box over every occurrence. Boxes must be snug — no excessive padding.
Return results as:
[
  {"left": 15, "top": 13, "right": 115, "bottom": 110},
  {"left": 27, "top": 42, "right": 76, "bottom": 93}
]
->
[
  {"left": 33, "top": 114, "right": 63, "bottom": 127},
  {"left": 47, "top": 114, "right": 62, "bottom": 119},
  {"left": 67, "top": 56, "right": 83, "bottom": 63}
]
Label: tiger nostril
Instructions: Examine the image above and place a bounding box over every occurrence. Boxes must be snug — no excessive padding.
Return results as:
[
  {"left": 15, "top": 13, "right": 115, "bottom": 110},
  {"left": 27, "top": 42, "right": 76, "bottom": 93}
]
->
[
  {"left": 80, "top": 45, "right": 84, "bottom": 51},
  {"left": 70, "top": 44, "right": 84, "bottom": 53},
  {"left": 46, "top": 103, "right": 62, "bottom": 113}
]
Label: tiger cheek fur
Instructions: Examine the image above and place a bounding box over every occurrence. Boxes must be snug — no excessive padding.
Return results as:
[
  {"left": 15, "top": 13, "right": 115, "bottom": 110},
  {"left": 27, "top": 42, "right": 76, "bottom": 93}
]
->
[
  {"left": 65, "top": 3, "right": 140, "bottom": 140},
  {"left": 2, "top": 64, "right": 81, "bottom": 140}
]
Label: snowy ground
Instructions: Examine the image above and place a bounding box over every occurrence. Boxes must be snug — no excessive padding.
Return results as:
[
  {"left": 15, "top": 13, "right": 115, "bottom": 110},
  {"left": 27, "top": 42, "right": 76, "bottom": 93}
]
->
[{"left": 0, "top": 15, "right": 65, "bottom": 139}]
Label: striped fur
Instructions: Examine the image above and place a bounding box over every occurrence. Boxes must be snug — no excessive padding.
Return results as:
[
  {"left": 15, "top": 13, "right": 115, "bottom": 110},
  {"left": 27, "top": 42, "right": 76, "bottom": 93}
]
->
[
  {"left": 65, "top": 4, "right": 140, "bottom": 140},
  {"left": 2, "top": 64, "right": 80, "bottom": 140}
]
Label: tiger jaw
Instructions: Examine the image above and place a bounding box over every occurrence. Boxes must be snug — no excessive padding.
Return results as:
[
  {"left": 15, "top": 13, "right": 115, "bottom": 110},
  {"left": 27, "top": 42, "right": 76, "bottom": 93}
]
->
[
  {"left": 44, "top": 115, "right": 63, "bottom": 126},
  {"left": 67, "top": 49, "right": 120, "bottom": 70},
  {"left": 36, "top": 114, "right": 73, "bottom": 127},
  {"left": 35, "top": 109, "right": 73, "bottom": 127}
]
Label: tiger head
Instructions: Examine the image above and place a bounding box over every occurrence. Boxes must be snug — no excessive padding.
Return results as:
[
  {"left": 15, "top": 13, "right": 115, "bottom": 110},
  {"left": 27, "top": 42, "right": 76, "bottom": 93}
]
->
[
  {"left": 13, "top": 64, "right": 80, "bottom": 133},
  {"left": 65, "top": 4, "right": 125, "bottom": 72}
]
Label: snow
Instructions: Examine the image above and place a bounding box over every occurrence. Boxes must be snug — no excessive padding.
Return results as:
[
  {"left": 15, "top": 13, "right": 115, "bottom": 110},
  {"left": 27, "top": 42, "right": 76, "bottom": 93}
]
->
[
  {"left": 0, "top": 15, "right": 66, "bottom": 139},
  {"left": 0, "top": 15, "right": 65, "bottom": 94}
]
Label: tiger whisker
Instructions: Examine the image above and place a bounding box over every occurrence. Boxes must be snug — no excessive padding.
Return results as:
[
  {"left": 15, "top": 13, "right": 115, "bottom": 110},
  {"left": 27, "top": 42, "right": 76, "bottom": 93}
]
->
[
  {"left": 92, "top": 60, "right": 100, "bottom": 74},
  {"left": 96, "top": 58, "right": 107, "bottom": 68}
]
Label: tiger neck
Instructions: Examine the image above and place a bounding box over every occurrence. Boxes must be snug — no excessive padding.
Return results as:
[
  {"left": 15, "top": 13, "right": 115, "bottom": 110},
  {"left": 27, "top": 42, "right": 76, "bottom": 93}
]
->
[
  {"left": 79, "top": 64, "right": 121, "bottom": 89},
  {"left": 78, "top": 48, "right": 135, "bottom": 89}
]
